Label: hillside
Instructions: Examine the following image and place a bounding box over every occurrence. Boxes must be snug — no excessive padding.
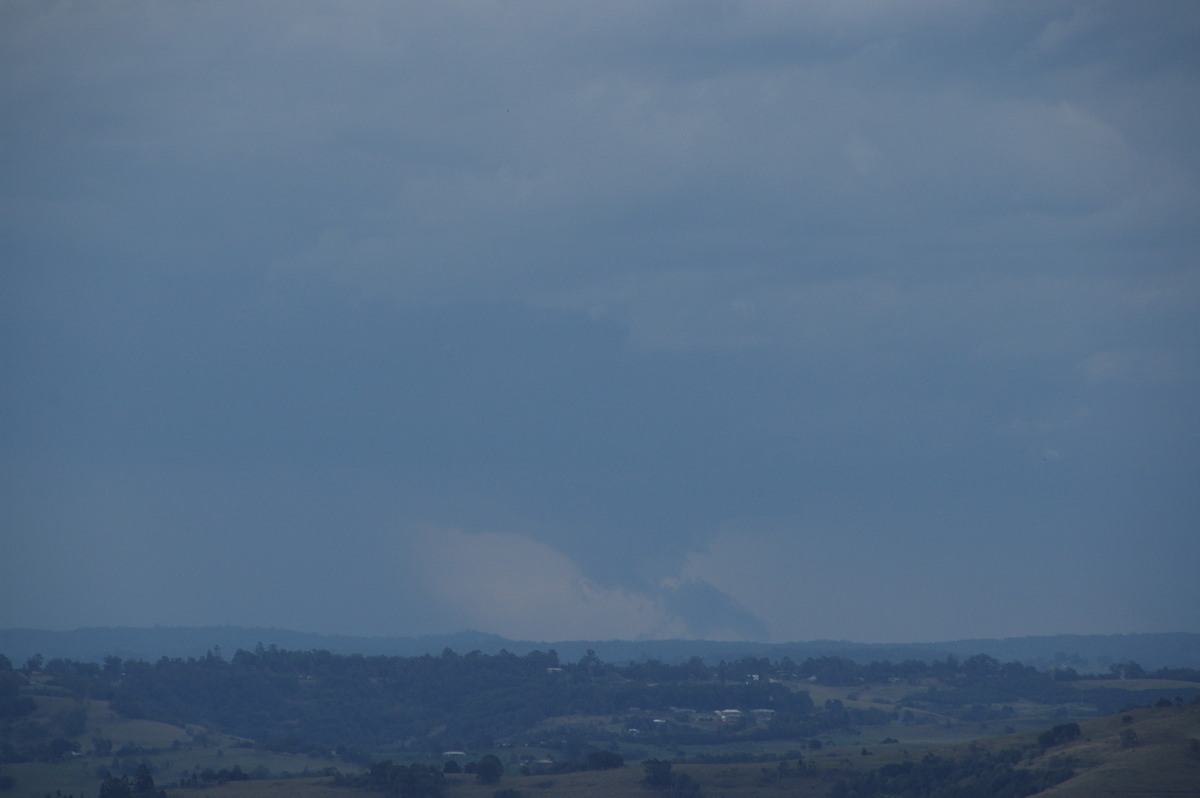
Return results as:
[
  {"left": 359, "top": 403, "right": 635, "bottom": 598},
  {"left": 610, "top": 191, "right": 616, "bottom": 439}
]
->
[
  {"left": 2, "top": 645, "right": 1198, "bottom": 797},
  {"left": 1037, "top": 704, "right": 1200, "bottom": 796},
  {"left": 6, "top": 704, "right": 1192, "bottom": 798}
]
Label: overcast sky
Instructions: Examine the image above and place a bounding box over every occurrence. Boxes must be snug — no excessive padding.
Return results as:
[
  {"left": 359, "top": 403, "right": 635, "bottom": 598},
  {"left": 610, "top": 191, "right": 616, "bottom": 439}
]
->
[{"left": 2, "top": 1, "right": 1198, "bottom": 645}]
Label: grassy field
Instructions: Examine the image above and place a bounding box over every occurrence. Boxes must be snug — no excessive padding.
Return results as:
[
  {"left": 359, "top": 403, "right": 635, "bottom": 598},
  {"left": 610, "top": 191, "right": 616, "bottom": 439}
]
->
[
  {"left": 120, "top": 706, "right": 1198, "bottom": 798},
  {"left": 1074, "top": 677, "right": 1200, "bottom": 692},
  {"left": 4, "top": 746, "right": 345, "bottom": 798},
  {"left": 4, "top": 685, "right": 1198, "bottom": 798},
  {"left": 1, "top": 695, "right": 344, "bottom": 798},
  {"left": 9, "top": 708, "right": 1198, "bottom": 798},
  {"left": 1038, "top": 704, "right": 1200, "bottom": 797}
]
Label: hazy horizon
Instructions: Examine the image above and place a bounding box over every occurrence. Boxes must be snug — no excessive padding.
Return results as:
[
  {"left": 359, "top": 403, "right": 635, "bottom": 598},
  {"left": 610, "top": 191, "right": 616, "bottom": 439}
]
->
[
  {"left": 3, "top": 2, "right": 1198, "bottom": 644},
  {"left": 7, "top": 622, "right": 1195, "bottom": 645}
]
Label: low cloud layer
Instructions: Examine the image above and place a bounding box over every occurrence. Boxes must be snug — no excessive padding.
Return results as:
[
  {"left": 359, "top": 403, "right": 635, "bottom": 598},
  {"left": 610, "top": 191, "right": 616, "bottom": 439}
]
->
[{"left": 406, "top": 528, "right": 767, "bottom": 642}]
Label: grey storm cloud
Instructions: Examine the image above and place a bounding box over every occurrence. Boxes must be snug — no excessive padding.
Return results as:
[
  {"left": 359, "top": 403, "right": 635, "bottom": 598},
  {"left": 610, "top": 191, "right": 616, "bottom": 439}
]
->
[{"left": 2, "top": 0, "right": 1198, "bottom": 643}]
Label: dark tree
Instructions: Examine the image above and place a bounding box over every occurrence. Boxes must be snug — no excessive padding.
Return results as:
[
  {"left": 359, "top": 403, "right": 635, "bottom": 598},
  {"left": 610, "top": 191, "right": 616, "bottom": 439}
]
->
[
  {"left": 99, "top": 776, "right": 133, "bottom": 798},
  {"left": 47, "top": 737, "right": 76, "bottom": 761},
  {"left": 476, "top": 754, "right": 504, "bottom": 784},
  {"left": 586, "top": 750, "right": 624, "bottom": 770},
  {"left": 642, "top": 759, "right": 674, "bottom": 789},
  {"left": 1038, "top": 722, "right": 1081, "bottom": 748},
  {"left": 133, "top": 764, "right": 155, "bottom": 794},
  {"left": 642, "top": 759, "right": 700, "bottom": 796}
]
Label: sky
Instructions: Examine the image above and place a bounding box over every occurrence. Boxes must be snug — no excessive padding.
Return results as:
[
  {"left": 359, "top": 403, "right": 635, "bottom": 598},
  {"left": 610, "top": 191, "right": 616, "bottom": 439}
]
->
[{"left": 2, "top": 0, "right": 1198, "bottom": 645}]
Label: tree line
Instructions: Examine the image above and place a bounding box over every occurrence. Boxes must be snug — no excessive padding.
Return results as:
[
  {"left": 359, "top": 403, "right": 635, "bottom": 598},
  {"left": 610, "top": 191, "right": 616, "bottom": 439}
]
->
[{"left": 2, "top": 647, "right": 1197, "bottom": 762}]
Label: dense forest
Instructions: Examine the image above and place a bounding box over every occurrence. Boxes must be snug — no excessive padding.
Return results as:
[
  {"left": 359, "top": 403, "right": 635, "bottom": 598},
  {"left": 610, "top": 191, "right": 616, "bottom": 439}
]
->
[{"left": 4, "top": 646, "right": 1198, "bottom": 765}]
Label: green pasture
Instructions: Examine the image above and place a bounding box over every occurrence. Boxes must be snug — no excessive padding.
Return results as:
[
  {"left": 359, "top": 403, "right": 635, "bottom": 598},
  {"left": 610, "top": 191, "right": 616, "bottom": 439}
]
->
[
  {"left": 5, "top": 682, "right": 1197, "bottom": 798},
  {"left": 1074, "top": 677, "right": 1200, "bottom": 692}
]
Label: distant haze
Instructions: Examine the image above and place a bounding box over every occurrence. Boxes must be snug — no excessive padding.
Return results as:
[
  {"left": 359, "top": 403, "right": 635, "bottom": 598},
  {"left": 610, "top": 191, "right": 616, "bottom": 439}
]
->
[
  {"left": 3, "top": 628, "right": 1198, "bottom": 674},
  {"left": 2, "top": 1, "right": 1198, "bottom": 643}
]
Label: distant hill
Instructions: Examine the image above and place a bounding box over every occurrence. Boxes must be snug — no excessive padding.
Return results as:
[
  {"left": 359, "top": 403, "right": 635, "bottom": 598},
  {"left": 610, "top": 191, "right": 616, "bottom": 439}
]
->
[
  {"left": 1, "top": 626, "right": 1197, "bottom": 670},
  {"left": 0, "top": 627, "right": 511, "bottom": 665}
]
